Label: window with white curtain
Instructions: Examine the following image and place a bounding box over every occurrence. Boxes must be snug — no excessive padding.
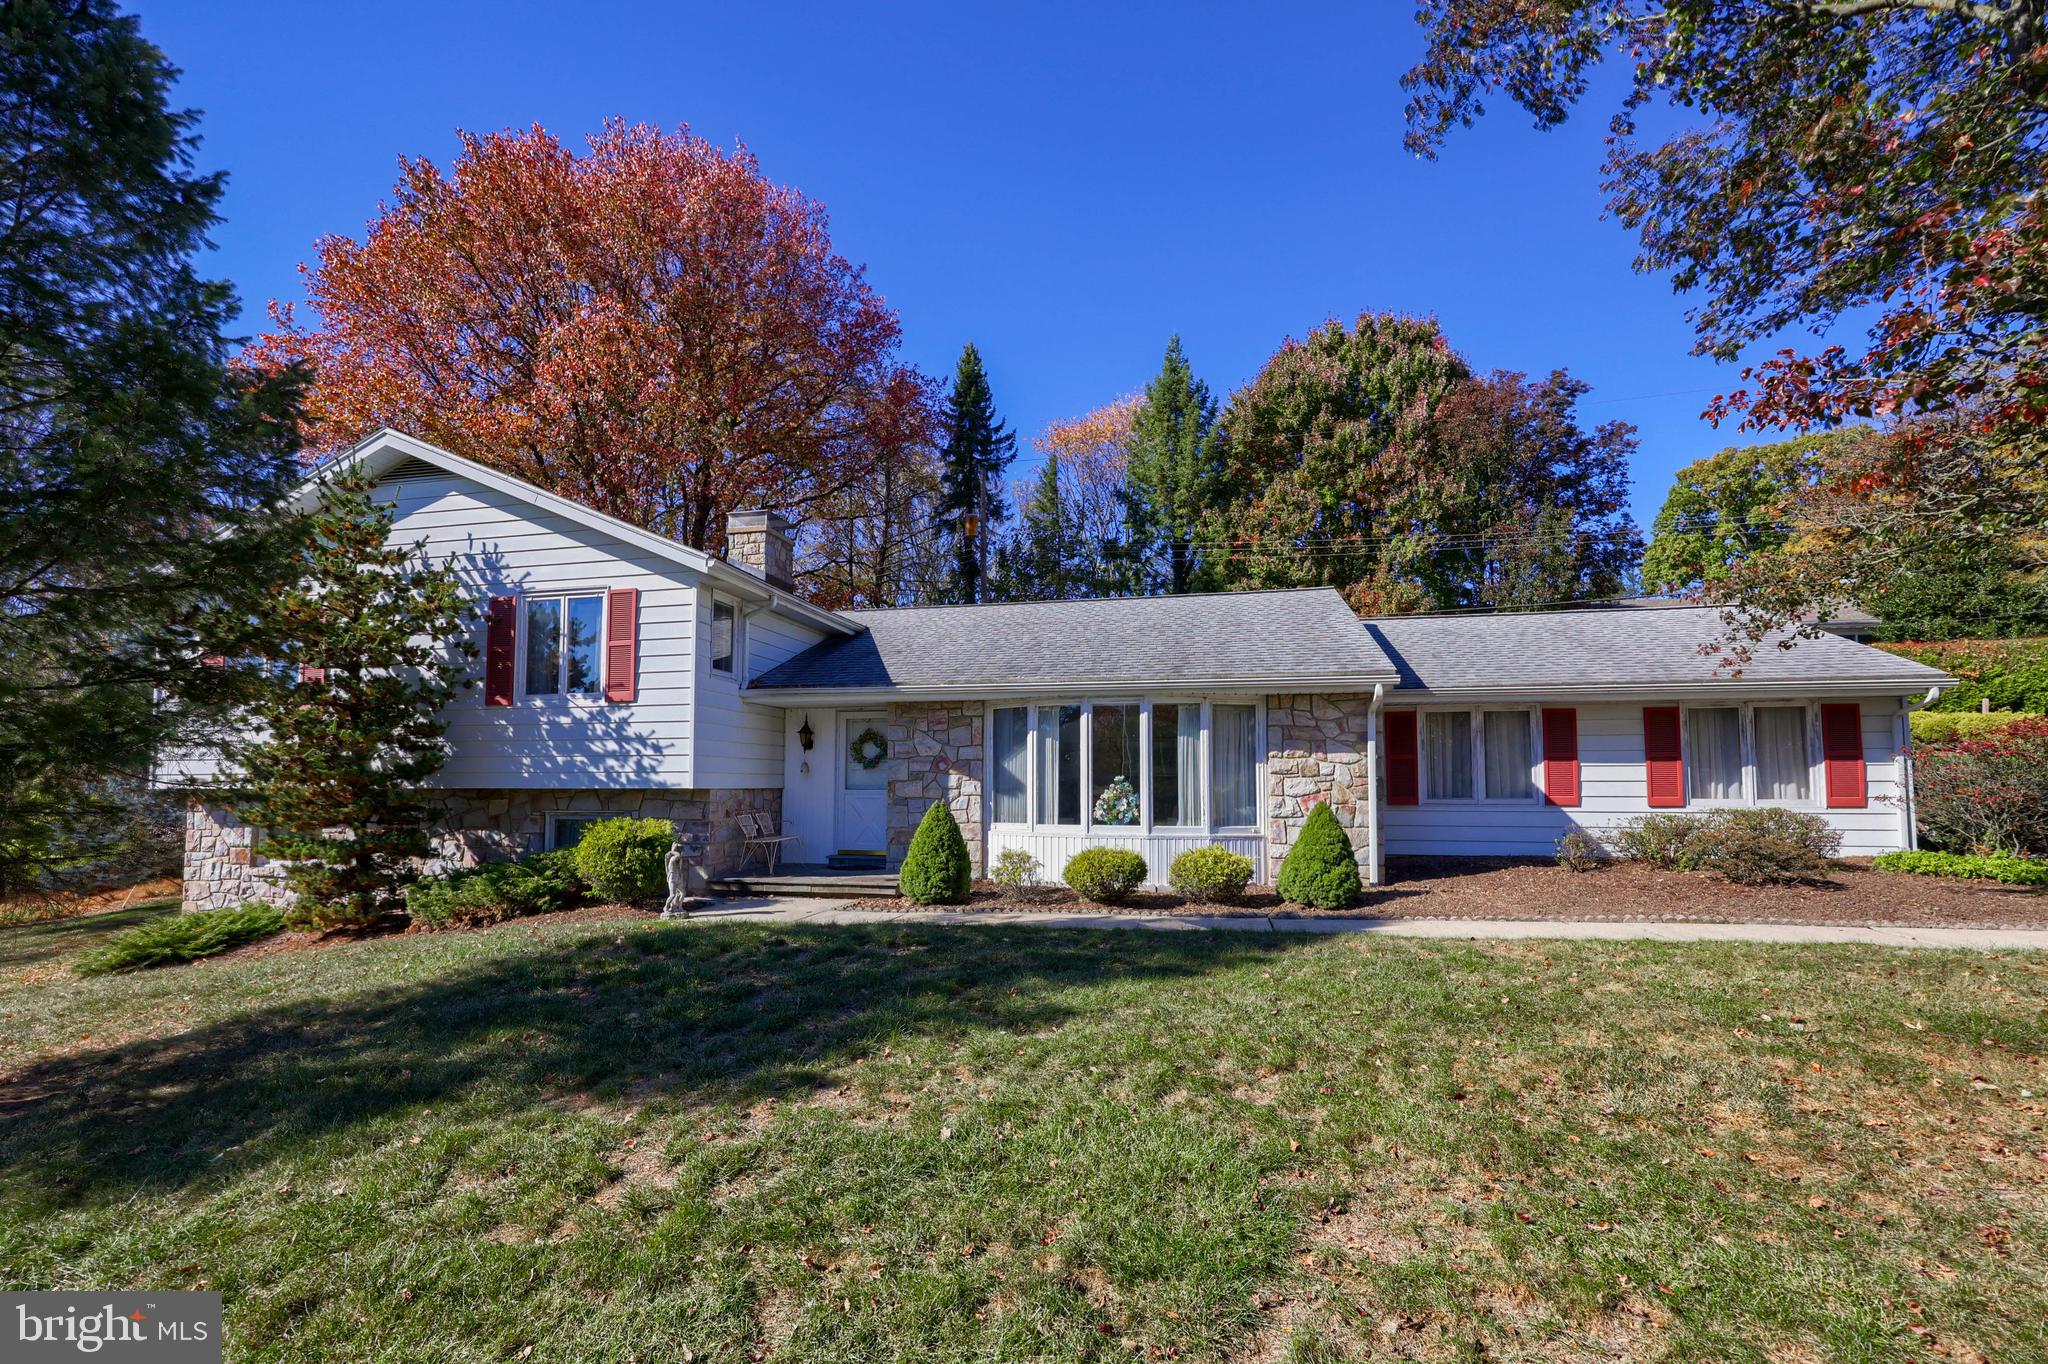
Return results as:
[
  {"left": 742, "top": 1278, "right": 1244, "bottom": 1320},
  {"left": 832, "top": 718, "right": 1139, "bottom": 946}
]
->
[
  {"left": 992, "top": 706, "right": 1030, "bottom": 824},
  {"left": 1090, "top": 703, "right": 1141, "bottom": 825},
  {"left": 1754, "top": 706, "right": 1812, "bottom": 803},
  {"left": 1151, "top": 703, "right": 1201, "bottom": 827},
  {"left": 1211, "top": 704, "right": 1258, "bottom": 827},
  {"left": 1483, "top": 711, "right": 1535, "bottom": 800},
  {"left": 1424, "top": 711, "right": 1474, "bottom": 799},
  {"left": 1686, "top": 706, "right": 1744, "bottom": 801},
  {"left": 1039, "top": 703, "right": 1082, "bottom": 825}
]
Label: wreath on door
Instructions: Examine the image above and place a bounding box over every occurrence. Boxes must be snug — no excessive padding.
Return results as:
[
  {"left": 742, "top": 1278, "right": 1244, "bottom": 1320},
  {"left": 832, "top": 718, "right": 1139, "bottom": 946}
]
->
[{"left": 849, "top": 726, "right": 889, "bottom": 770}]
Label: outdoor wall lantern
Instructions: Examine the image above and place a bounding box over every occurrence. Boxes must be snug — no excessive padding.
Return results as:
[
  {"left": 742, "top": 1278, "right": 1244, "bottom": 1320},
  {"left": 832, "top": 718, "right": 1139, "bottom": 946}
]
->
[{"left": 798, "top": 716, "right": 815, "bottom": 750}]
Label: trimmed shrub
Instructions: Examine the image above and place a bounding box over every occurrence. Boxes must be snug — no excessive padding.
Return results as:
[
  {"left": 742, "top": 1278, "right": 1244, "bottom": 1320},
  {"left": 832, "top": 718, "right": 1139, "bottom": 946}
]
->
[
  {"left": 404, "top": 851, "right": 585, "bottom": 929},
  {"left": 75, "top": 902, "right": 285, "bottom": 976},
  {"left": 899, "top": 802, "right": 972, "bottom": 904},
  {"left": 1275, "top": 804, "right": 1362, "bottom": 910},
  {"left": 1064, "top": 847, "right": 1149, "bottom": 904},
  {"left": 1912, "top": 721, "right": 2048, "bottom": 857},
  {"left": 1610, "top": 809, "right": 1840, "bottom": 884},
  {"left": 1168, "top": 846, "right": 1255, "bottom": 903},
  {"left": 1609, "top": 813, "right": 1702, "bottom": 870},
  {"left": 1911, "top": 710, "right": 2036, "bottom": 745},
  {"left": 990, "top": 847, "right": 1043, "bottom": 898},
  {"left": 1554, "top": 829, "right": 1606, "bottom": 872},
  {"left": 1685, "top": 808, "right": 1840, "bottom": 885},
  {"left": 572, "top": 817, "right": 675, "bottom": 902},
  {"left": 1873, "top": 850, "right": 2048, "bottom": 887}
]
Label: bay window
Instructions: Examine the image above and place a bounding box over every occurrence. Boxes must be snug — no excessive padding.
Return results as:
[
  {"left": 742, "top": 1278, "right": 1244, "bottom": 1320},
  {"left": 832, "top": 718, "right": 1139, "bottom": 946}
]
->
[
  {"left": 1418, "top": 708, "right": 1537, "bottom": 802},
  {"left": 988, "top": 699, "right": 1263, "bottom": 834}
]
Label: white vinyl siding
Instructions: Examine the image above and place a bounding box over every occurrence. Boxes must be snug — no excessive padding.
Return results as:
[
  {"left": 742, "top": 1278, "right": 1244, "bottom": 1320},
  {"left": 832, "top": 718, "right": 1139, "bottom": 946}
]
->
[
  {"left": 1383, "top": 696, "right": 1914, "bottom": 859},
  {"left": 155, "top": 464, "right": 828, "bottom": 791}
]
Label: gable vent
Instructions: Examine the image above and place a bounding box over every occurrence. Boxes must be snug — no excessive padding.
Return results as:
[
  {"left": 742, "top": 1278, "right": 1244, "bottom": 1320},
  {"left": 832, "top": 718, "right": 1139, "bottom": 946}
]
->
[{"left": 378, "top": 457, "right": 444, "bottom": 484}]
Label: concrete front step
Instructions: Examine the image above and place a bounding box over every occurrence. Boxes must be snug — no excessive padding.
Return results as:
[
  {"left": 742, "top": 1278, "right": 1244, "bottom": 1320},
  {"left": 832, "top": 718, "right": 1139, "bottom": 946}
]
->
[{"left": 707, "top": 870, "right": 898, "bottom": 898}]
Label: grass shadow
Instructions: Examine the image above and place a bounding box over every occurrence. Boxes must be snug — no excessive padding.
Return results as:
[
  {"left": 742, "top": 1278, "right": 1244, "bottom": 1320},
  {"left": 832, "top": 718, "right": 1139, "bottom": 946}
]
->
[
  {"left": 0, "top": 918, "right": 1299, "bottom": 1210},
  {"left": 0, "top": 899, "right": 180, "bottom": 973}
]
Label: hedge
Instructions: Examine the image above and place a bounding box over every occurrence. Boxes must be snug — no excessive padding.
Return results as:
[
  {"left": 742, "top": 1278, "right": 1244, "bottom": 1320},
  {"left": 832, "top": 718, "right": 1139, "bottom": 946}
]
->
[
  {"left": 1910, "top": 710, "right": 2036, "bottom": 745},
  {"left": 1877, "top": 637, "right": 2048, "bottom": 715}
]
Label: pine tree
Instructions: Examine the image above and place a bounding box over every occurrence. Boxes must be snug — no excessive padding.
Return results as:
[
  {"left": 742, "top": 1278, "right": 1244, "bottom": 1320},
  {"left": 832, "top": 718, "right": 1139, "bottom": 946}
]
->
[
  {"left": 0, "top": 0, "right": 303, "bottom": 891},
  {"left": 937, "top": 344, "right": 1016, "bottom": 604},
  {"left": 1125, "top": 336, "right": 1219, "bottom": 595},
  {"left": 226, "top": 471, "right": 474, "bottom": 929},
  {"left": 996, "top": 455, "right": 1078, "bottom": 600}
]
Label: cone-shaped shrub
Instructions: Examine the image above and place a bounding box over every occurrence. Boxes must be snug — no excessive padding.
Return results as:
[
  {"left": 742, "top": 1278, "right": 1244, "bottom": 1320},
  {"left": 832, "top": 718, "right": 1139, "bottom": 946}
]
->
[
  {"left": 1276, "top": 803, "right": 1362, "bottom": 909},
  {"left": 899, "top": 801, "right": 971, "bottom": 904}
]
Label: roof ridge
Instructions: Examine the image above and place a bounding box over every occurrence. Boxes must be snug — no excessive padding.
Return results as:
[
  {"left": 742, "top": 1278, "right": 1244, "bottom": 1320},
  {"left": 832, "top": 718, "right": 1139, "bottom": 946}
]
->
[{"left": 844, "top": 586, "right": 1345, "bottom": 615}]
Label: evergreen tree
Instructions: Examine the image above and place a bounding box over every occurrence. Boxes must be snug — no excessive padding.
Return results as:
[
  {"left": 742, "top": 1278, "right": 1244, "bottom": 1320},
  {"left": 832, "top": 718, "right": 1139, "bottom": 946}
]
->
[
  {"left": 937, "top": 344, "right": 1016, "bottom": 604},
  {"left": 1124, "top": 336, "right": 1219, "bottom": 595},
  {"left": 0, "top": 0, "right": 303, "bottom": 891},
  {"left": 225, "top": 471, "right": 474, "bottom": 930},
  {"left": 996, "top": 456, "right": 1079, "bottom": 600}
]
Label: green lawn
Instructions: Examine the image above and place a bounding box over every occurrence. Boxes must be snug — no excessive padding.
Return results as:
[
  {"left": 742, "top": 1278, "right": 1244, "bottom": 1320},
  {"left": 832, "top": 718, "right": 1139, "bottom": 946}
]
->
[{"left": 1, "top": 907, "right": 2043, "bottom": 1362}]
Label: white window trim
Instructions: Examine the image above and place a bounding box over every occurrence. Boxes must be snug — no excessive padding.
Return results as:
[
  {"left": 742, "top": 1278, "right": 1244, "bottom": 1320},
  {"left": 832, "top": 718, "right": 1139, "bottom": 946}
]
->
[
  {"left": 707, "top": 593, "right": 744, "bottom": 680},
  {"left": 1415, "top": 705, "right": 1542, "bottom": 806},
  {"left": 517, "top": 590, "right": 609, "bottom": 703},
  {"left": 1678, "top": 700, "right": 1822, "bottom": 810},
  {"left": 984, "top": 696, "right": 1265, "bottom": 838}
]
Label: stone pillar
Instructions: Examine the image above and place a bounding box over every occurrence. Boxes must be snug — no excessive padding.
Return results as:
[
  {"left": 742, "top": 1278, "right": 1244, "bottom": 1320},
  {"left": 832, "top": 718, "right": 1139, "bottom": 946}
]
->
[
  {"left": 1264, "top": 693, "right": 1376, "bottom": 884},
  {"left": 181, "top": 799, "right": 295, "bottom": 912},
  {"left": 886, "top": 702, "right": 985, "bottom": 874}
]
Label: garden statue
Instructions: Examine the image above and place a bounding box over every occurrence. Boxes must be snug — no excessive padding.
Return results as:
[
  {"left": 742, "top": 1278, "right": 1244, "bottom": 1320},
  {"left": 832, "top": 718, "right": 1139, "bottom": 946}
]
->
[{"left": 662, "top": 837, "right": 710, "bottom": 919}]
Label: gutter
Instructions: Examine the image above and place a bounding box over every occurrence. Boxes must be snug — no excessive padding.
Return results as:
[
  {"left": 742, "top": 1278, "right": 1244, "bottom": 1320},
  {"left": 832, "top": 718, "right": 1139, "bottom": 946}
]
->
[
  {"left": 1366, "top": 682, "right": 1385, "bottom": 887},
  {"left": 741, "top": 673, "right": 1403, "bottom": 706},
  {"left": 1388, "top": 677, "right": 1958, "bottom": 703},
  {"left": 1897, "top": 684, "right": 1944, "bottom": 853}
]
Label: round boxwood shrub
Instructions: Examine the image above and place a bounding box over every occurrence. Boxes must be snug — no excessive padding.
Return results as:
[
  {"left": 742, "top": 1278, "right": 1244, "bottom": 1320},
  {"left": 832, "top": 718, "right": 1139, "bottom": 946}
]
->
[
  {"left": 1168, "top": 845, "right": 1254, "bottom": 903},
  {"left": 1064, "top": 847, "right": 1148, "bottom": 904},
  {"left": 572, "top": 817, "right": 674, "bottom": 902},
  {"left": 1276, "top": 803, "right": 1362, "bottom": 909},
  {"left": 899, "top": 802, "right": 971, "bottom": 904}
]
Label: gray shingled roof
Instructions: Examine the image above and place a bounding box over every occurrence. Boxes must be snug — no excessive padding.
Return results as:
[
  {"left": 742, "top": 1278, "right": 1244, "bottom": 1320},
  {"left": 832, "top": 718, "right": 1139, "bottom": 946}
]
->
[
  {"left": 1365, "top": 604, "right": 1953, "bottom": 694},
  {"left": 751, "top": 588, "right": 1398, "bottom": 692}
]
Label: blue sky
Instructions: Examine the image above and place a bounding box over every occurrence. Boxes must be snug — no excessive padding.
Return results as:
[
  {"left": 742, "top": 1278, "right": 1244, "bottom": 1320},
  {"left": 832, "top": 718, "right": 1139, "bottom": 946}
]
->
[{"left": 144, "top": 0, "right": 1763, "bottom": 530}]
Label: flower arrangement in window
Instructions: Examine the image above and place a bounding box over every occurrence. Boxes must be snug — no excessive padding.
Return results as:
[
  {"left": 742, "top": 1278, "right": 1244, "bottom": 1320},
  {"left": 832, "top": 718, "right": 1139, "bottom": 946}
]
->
[
  {"left": 849, "top": 726, "right": 889, "bottom": 771},
  {"left": 1093, "top": 774, "right": 1138, "bottom": 825}
]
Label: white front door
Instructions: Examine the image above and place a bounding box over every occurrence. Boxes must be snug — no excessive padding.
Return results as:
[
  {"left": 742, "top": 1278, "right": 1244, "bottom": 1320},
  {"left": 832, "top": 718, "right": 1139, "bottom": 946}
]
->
[{"left": 837, "top": 712, "right": 889, "bottom": 855}]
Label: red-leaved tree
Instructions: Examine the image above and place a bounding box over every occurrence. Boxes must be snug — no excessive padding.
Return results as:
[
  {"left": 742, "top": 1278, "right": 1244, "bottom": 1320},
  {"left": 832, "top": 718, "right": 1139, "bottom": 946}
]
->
[{"left": 248, "top": 120, "right": 933, "bottom": 555}]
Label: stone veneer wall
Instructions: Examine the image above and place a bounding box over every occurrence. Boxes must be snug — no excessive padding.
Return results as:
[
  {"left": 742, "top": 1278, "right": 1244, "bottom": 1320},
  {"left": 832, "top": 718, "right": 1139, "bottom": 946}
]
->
[
  {"left": 885, "top": 702, "right": 984, "bottom": 873},
  {"left": 183, "top": 800, "right": 295, "bottom": 911},
  {"left": 1264, "top": 693, "right": 1377, "bottom": 883},
  {"left": 183, "top": 786, "right": 780, "bottom": 910}
]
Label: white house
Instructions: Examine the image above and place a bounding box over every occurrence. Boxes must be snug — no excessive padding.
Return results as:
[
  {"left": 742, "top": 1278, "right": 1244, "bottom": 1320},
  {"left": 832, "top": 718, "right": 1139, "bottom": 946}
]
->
[{"left": 172, "top": 430, "right": 1953, "bottom": 909}]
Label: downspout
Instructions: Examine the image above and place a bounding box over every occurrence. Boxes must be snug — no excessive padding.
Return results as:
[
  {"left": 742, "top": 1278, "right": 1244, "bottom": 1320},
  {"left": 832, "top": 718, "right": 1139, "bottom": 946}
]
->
[
  {"left": 1898, "top": 685, "right": 1942, "bottom": 852},
  {"left": 1366, "top": 682, "right": 1386, "bottom": 886}
]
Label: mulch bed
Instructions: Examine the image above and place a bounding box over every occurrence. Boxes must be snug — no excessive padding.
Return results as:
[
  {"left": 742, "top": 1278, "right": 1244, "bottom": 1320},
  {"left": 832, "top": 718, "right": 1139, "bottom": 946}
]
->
[{"left": 847, "top": 857, "right": 2048, "bottom": 930}]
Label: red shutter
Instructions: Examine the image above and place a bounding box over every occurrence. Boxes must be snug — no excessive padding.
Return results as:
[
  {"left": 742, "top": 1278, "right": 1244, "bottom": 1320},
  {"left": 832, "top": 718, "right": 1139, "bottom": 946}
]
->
[
  {"left": 1541, "top": 707, "right": 1581, "bottom": 807},
  {"left": 1820, "top": 702, "right": 1866, "bottom": 808},
  {"left": 297, "top": 663, "right": 326, "bottom": 685},
  {"left": 1385, "top": 710, "right": 1419, "bottom": 806},
  {"left": 1643, "top": 706, "right": 1684, "bottom": 808},
  {"left": 485, "top": 595, "right": 517, "bottom": 706},
  {"left": 604, "top": 588, "right": 638, "bottom": 703}
]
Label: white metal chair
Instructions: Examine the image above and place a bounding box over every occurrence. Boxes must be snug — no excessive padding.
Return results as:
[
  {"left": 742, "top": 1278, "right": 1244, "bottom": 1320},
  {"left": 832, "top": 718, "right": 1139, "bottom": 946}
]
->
[{"left": 737, "top": 812, "right": 798, "bottom": 874}]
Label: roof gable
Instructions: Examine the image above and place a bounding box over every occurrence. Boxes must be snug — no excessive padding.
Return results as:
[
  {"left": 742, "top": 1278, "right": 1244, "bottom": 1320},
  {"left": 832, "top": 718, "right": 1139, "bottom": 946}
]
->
[{"left": 295, "top": 429, "right": 857, "bottom": 637}]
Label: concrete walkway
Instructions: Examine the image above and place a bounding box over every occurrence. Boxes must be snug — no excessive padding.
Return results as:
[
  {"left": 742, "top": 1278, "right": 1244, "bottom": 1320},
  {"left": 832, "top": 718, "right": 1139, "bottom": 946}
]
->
[{"left": 676, "top": 897, "right": 2048, "bottom": 952}]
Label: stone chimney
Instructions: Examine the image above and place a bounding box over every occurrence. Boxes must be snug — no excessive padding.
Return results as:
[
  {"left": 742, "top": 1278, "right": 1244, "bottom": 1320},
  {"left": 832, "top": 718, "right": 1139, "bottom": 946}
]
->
[{"left": 725, "top": 509, "right": 795, "bottom": 591}]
